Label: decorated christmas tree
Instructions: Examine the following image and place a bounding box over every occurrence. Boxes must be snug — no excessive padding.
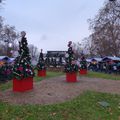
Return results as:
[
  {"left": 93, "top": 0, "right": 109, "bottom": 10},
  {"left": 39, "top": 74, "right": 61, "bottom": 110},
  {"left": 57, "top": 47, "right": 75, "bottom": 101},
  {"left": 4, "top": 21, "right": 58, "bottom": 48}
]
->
[
  {"left": 80, "top": 55, "right": 87, "bottom": 70},
  {"left": 0, "top": 65, "right": 6, "bottom": 81},
  {"left": 64, "top": 41, "right": 78, "bottom": 73},
  {"left": 13, "top": 31, "right": 35, "bottom": 80},
  {"left": 0, "top": 63, "right": 13, "bottom": 81},
  {"left": 36, "top": 49, "right": 46, "bottom": 70},
  {"left": 45, "top": 54, "right": 50, "bottom": 67}
]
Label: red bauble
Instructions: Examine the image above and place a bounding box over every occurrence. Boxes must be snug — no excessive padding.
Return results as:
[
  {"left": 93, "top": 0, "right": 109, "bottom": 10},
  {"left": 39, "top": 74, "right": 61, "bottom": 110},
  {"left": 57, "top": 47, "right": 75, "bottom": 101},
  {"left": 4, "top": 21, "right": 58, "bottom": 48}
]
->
[{"left": 18, "top": 66, "right": 23, "bottom": 71}]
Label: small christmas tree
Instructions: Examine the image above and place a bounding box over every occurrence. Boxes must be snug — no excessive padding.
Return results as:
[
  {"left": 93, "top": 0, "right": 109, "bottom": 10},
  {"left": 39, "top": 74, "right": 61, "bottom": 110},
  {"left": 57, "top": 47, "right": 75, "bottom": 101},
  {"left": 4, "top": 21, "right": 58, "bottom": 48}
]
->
[
  {"left": 36, "top": 49, "right": 46, "bottom": 70},
  {"left": 0, "top": 65, "right": 6, "bottom": 81},
  {"left": 45, "top": 55, "right": 50, "bottom": 67},
  {"left": 80, "top": 55, "right": 87, "bottom": 70},
  {"left": 13, "top": 31, "right": 35, "bottom": 80},
  {"left": 64, "top": 41, "right": 78, "bottom": 73},
  {"left": 0, "top": 63, "right": 13, "bottom": 82}
]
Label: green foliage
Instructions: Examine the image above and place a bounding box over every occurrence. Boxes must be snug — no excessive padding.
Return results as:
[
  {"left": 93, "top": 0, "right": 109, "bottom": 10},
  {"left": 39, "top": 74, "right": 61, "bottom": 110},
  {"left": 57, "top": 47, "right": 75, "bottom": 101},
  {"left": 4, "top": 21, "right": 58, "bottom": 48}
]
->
[
  {"left": 80, "top": 57, "right": 87, "bottom": 70},
  {"left": 64, "top": 64, "right": 78, "bottom": 73},
  {"left": 0, "top": 81, "right": 12, "bottom": 91},
  {"left": 64, "top": 41, "right": 78, "bottom": 73},
  {"left": 0, "top": 91, "right": 120, "bottom": 120},
  {"left": 34, "top": 71, "right": 64, "bottom": 82},
  {"left": 36, "top": 50, "right": 46, "bottom": 70},
  {"left": 13, "top": 36, "right": 35, "bottom": 80},
  {"left": 87, "top": 71, "right": 120, "bottom": 80},
  {"left": 0, "top": 65, "right": 6, "bottom": 81},
  {"left": 0, "top": 64, "right": 13, "bottom": 81}
]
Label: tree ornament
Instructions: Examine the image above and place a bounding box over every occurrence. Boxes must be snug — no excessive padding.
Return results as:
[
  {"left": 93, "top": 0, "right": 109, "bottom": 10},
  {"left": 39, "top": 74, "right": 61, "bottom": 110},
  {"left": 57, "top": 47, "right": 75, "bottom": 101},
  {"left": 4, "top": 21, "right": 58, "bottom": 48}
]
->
[
  {"left": 64, "top": 41, "right": 78, "bottom": 73},
  {"left": 21, "top": 31, "right": 26, "bottom": 37},
  {"left": 18, "top": 66, "right": 23, "bottom": 71},
  {"left": 65, "top": 53, "right": 69, "bottom": 58},
  {"left": 36, "top": 49, "right": 46, "bottom": 70},
  {"left": 72, "top": 60, "right": 76, "bottom": 65}
]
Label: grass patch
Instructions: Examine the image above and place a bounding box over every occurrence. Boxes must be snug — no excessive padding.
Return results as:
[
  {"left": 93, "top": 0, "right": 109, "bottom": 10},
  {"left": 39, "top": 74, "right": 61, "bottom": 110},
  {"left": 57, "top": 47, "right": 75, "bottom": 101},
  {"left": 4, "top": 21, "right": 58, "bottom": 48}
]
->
[
  {"left": 0, "top": 91, "right": 120, "bottom": 120},
  {"left": 85, "top": 71, "right": 120, "bottom": 80},
  {"left": 0, "top": 71, "right": 64, "bottom": 91},
  {"left": 0, "top": 81, "right": 12, "bottom": 91},
  {"left": 34, "top": 71, "right": 64, "bottom": 82}
]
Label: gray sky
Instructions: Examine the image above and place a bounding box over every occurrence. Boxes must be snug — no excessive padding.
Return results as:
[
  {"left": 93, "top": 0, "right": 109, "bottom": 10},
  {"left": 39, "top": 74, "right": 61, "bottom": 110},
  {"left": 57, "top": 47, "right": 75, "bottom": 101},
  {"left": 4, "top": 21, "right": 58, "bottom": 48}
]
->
[{"left": 1, "top": 0, "right": 105, "bottom": 52}]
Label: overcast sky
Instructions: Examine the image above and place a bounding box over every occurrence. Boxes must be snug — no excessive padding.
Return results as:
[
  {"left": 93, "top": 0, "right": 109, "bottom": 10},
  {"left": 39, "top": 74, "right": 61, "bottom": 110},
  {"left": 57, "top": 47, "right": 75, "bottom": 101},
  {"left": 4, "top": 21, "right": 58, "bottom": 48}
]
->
[{"left": 1, "top": 0, "right": 105, "bottom": 52}]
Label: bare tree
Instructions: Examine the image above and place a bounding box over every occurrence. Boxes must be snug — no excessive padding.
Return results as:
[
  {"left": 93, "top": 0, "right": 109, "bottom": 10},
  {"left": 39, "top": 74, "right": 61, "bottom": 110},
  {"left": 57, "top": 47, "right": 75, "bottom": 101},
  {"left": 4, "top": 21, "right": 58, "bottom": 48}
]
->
[
  {"left": 28, "top": 44, "right": 39, "bottom": 60},
  {"left": 0, "top": 16, "right": 4, "bottom": 42},
  {"left": 72, "top": 42, "right": 84, "bottom": 59},
  {"left": 88, "top": 0, "right": 120, "bottom": 56},
  {"left": 81, "top": 36, "right": 94, "bottom": 56},
  {"left": 0, "top": 23, "right": 20, "bottom": 56},
  {"left": 3, "top": 25, "right": 19, "bottom": 43},
  {"left": 0, "top": 0, "right": 20, "bottom": 57},
  {"left": 0, "top": 0, "right": 5, "bottom": 9}
]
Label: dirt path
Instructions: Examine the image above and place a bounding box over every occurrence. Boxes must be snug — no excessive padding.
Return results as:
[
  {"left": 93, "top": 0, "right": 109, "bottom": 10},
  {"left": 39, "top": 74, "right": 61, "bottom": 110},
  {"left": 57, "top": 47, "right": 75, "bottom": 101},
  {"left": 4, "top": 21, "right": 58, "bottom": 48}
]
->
[{"left": 0, "top": 76, "right": 120, "bottom": 105}]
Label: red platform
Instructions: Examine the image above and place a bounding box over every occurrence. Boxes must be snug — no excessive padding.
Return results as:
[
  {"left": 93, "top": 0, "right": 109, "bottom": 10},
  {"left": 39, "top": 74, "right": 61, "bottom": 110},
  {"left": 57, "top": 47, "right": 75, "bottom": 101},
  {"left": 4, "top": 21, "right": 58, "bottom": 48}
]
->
[
  {"left": 66, "top": 72, "right": 77, "bottom": 82},
  {"left": 38, "top": 70, "right": 46, "bottom": 77},
  {"left": 13, "top": 77, "right": 33, "bottom": 92},
  {"left": 79, "top": 69, "right": 87, "bottom": 75}
]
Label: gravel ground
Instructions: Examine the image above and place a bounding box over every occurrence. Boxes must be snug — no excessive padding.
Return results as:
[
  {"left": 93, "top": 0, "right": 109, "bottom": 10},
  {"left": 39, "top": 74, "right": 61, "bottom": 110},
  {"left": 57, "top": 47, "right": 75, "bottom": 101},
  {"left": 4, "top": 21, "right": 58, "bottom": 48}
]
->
[{"left": 0, "top": 76, "right": 120, "bottom": 105}]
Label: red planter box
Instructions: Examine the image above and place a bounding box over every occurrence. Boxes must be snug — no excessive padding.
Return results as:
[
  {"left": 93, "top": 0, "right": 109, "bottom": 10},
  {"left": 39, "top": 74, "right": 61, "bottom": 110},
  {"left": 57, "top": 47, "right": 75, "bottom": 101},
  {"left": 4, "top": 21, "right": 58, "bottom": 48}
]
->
[
  {"left": 38, "top": 70, "right": 46, "bottom": 77},
  {"left": 13, "top": 77, "right": 33, "bottom": 92},
  {"left": 66, "top": 72, "right": 77, "bottom": 82},
  {"left": 79, "top": 69, "right": 87, "bottom": 75}
]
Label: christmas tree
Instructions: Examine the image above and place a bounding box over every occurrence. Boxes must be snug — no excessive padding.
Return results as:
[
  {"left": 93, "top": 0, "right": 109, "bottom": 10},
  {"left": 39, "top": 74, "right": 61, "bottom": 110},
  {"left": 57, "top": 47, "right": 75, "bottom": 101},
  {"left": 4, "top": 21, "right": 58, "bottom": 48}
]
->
[
  {"left": 13, "top": 31, "right": 35, "bottom": 80},
  {"left": 0, "top": 65, "right": 6, "bottom": 81},
  {"left": 36, "top": 49, "right": 46, "bottom": 70},
  {"left": 80, "top": 55, "right": 87, "bottom": 70},
  {"left": 0, "top": 63, "right": 13, "bottom": 82},
  {"left": 64, "top": 41, "right": 78, "bottom": 73},
  {"left": 45, "top": 55, "right": 50, "bottom": 67}
]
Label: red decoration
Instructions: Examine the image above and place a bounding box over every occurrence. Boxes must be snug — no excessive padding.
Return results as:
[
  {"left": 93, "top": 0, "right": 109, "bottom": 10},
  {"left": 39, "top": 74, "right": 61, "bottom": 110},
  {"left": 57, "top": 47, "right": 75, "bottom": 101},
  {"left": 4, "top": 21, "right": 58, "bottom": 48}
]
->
[
  {"left": 38, "top": 70, "right": 46, "bottom": 77},
  {"left": 72, "top": 60, "right": 76, "bottom": 65},
  {"left": 79, "top": 69, "right": 87, "bottom": 75},
  {"left": 13, "top": 77, "right": 33, "bottom": 92},
  {"left": 66, "top": 72, "right": 77, "bottom": 82},
  {"left": 18, "top": 66, "right": 23, "bottom": 71}
]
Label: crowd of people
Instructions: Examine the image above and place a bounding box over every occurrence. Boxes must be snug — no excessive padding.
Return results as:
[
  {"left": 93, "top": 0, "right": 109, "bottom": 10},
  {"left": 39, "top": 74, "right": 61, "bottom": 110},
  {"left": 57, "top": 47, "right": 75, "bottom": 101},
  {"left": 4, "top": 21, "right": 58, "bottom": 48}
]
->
[
  {"left": 88, "top": 60, "right": 120, "bottom": 74},
  {"left": 1, "top": 55, "right": 120, "bottom": 82}
]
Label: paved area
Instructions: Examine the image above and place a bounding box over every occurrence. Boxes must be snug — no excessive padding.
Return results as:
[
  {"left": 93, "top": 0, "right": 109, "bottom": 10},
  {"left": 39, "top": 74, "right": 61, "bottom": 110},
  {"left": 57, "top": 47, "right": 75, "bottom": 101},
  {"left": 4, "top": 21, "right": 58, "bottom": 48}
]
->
[{"left": 0, "top": 76, "right": 120, "bottom": 105}]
